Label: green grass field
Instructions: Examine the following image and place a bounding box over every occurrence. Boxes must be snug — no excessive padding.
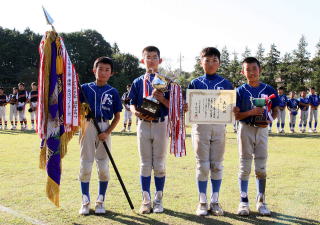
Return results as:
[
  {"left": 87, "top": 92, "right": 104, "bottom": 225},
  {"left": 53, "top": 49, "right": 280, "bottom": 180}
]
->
[{"left": 0, "top": 110, "right": 319, "bottom": 225}]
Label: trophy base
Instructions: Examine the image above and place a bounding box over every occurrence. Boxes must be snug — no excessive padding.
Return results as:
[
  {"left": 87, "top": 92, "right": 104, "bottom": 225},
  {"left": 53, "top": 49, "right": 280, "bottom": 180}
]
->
[
  {"left": 137, "top": 98, "right": 161, "bottom": 119},
  {"left": 251, "top": 115, "right": 268, "bottom": 128}
]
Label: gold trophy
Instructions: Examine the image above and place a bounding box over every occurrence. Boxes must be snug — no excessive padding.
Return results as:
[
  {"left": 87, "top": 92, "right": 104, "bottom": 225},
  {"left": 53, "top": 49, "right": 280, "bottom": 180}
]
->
[{"left": 137, "top": 71, "right": 172, "bottom": 119}]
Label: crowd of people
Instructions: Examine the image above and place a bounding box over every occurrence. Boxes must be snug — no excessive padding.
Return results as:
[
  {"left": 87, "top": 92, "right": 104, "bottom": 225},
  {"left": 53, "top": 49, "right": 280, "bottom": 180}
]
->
[
  {"left": 233, "top": 87, "right": 319, "bottom": 134},
  {"left": 0, "top": 82, "right": 38, "bottom": 130}
]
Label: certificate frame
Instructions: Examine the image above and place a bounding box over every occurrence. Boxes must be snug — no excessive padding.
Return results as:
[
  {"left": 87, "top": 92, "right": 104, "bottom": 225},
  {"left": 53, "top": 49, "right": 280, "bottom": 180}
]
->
[{"left": 186, "top": 89, "right": 236, "bottom": 124}]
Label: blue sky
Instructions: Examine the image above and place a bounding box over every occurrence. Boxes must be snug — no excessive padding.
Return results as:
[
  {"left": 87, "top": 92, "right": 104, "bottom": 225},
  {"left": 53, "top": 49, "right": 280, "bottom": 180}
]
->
[{"left": 1, "top": 0, "right": 319, "bottom": 72}]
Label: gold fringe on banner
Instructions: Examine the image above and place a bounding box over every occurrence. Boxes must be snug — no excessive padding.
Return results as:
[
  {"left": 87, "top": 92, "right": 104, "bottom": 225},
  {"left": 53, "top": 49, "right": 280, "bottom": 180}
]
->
[
  {"left": 79, "top": 103, "right": 90, "bottom": 140},
  {"left": 55, "top": 37, "right": 64, "bottom": 75},
  {"left": 59, "top": 131, "right": 75, "bottom": 159},
  {"left": 46, "top": 176, "right": 60, "bottom": 207},
  {"left": 43, "top": 31, "right": 57, "bottom": 124},
  {"left": 39, "top": 146, "right": 47, "bottom": 170}
]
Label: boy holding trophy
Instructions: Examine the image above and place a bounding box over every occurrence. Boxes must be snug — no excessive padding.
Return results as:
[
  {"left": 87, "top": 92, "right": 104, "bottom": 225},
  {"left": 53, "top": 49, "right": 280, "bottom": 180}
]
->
[
  {"left": 234, "top": 57, "right": 279, "bottom": 216},
  {"left": 129, "top": 46, "right": 170, "bottom": 214}
]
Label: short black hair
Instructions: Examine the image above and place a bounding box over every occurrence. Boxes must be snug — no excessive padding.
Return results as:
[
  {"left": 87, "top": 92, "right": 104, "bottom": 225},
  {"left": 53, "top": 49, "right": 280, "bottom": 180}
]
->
[
  {"left": 0, "top": 87, "right": 4, "bottom": 90},
  {"left": 31, "top": 82, "right": 37, "bottom": 86},
  {"left": 310, "top": 87, "right": 315, "bottom": 90},
  {"left": 93, "top": 56, "right": 114, "bottom": 72},
  {"left": 200, "top": 47, "right": 221, "bottom": 61},
  {"left": 242, "top": 57, "right": 261, "bottom": 68},
  {"left": 126, "top": 84, "right": 132, "bottom": 88},
  {"left": 278, "top": 86, "right": 284, "bottom": 90},
  {"left": 18, "top": 82, "right": 25, "bottom": 87},
  {"left": 142, "top": 46, "right": 160, "bottom": 58},
  {"left": 13, "top": 87, "right": 18, "bottom": 90}
]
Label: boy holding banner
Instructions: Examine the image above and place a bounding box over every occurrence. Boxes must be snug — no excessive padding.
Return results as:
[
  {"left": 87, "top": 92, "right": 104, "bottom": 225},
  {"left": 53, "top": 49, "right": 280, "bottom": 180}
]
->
[
  {"left": 188, "top": 47, "right": 233, "bottom": 216},
  {"left": 79, "top": 56, "right": 122, "bottom": 215}
]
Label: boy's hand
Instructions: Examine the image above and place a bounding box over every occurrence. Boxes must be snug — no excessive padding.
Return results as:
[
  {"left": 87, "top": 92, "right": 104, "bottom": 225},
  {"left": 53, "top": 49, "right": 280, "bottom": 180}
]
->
[
  {"left": 183, "top": 103, "right": 188, "bottom": 113},
  {"left": 134, "top": 111, "right": 155, "bottom": 121},
  {"left": 152, "top": 90, "right": 165, "bottom": 102},
  {"left": 98, "top": 130, "right": 110, "bottom": 141},
  {"left": 233, "top": 106, "right": 240, "bottom": 114},
  {"left": 250, "top": 107, "right": 264, "bottom": 116}
]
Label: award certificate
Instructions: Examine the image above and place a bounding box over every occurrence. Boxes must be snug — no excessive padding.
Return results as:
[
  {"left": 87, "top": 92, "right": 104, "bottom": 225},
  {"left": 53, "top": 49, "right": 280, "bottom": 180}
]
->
[{"left": 186, "top": 89, "right": 236, "bottom": 124}]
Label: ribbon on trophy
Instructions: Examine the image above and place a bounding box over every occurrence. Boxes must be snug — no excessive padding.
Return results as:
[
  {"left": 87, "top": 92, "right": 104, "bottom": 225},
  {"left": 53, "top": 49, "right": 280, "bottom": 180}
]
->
[{"left": 168, "top": 83, "right": 186, "bottom": 157}]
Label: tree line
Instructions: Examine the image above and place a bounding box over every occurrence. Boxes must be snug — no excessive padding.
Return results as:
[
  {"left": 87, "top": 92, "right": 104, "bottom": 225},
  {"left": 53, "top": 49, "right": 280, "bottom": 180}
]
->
[
  {"left": 0, "top": 27, "right": 144, "bottom": 95},
  {"left": 0, "top": 27, "right": 319, "bottom": 95},
  {"left": 185, "top": 36, "right": 320, "bottom": 93}
]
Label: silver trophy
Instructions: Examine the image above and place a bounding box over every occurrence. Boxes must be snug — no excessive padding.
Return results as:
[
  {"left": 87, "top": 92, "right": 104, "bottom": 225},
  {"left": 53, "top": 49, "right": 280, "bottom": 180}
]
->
[{"left": 137, "top": 72, "right": 172, "bottom": 119}]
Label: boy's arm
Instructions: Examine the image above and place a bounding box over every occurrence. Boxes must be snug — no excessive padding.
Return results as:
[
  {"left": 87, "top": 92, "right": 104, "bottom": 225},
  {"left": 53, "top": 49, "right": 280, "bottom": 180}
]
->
[
  {"left": 130, "top": 104, "right": 155, "bottom": 121},
  {"left": 271, "top": 106, "right": 279, "bottom": 120},
  {"left": 299, "top": 101, "right": 309, "bottom": 107},
  {"left": 234, "top": 107, "right": 264, "bottom": 121},
  {"left": 98, "top": 112, "right": 121, "bottom": 140}
]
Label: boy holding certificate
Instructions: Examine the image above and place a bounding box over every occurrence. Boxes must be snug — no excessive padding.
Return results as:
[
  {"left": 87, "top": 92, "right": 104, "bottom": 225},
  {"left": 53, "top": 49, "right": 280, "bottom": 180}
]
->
[{"left": 188, "top": 47, "right": 233, "bottom": 216}]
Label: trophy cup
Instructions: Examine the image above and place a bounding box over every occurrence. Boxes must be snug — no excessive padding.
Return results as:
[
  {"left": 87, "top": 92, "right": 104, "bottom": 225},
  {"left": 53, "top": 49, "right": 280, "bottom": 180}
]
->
[
  {"left": 137, "top": 72, "right": 172, "bottom": 119},
  {"left": 250, "top": 94, "right": 276, "bottom": 127}
]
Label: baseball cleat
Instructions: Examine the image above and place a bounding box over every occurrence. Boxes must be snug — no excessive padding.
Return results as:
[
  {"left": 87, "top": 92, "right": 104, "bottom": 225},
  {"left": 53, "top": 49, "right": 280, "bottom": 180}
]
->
[
  {"left": 79, "top": 195, "right": 90, "bottom": 215},
  {"left": 196, "top": 193, "right": 208, "bottom": 216},
  {"left": 313, "top": 129, "right": 317, "bottom": 133},
  {"left": 196, "top": 203, "right": 208, "bottom": 216},
  {"left": 153, "top": 191, "right": 164, "bottom": 213},
  {"left": 256, "top": 194, "right": 271, "bottom": 216},
  {"left": 209, "top": 202, "right": 224, "bottom": 216},
  {"left": 237, "top": 201, "right": 250, "bottom": 216},
  {"left": 95, "top": 194, "right": 106, "bottom": 214},
  {"left": 309, "top": 128, "right": 313, "bottom": 133},
  {"left": 139, "top": 191, "right": 152, "bottom": 214}
]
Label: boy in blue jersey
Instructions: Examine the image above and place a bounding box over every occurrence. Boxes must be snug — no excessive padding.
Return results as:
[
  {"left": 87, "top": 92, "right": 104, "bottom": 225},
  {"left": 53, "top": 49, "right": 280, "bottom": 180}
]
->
[
  {"left": 129, "top": 46, "right": 170, "bottom": 214},
  {"left": 308, "top": 87, "right": 319, "bottom": 133},
  {"left": 276, "top": 87, "right": 287, "bottom": 133},
  {"left": 287, "top": 91, "right": 299, "bottom": 133},
  {"left": 79, "top": 57, "right": 122, "bottom": 215},
  {"left": 188, "top": 47, "right": 233, "bottom": 216},
  {"left": 298, "top": 90, "right": 309, "bottom": 133},
  {"left": 234, "top": 57, "right": 279, "bottom": 216}
]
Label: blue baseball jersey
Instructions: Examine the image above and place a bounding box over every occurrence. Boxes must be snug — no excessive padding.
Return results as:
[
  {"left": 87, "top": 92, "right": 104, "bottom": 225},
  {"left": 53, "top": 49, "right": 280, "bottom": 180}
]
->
[
  {"left": 188, "top": 74, "right": 233, "bottom": 90},
  {"left": 129, "top": 74, "right": 170, "bottom": 119},
  {"left": 236, "top": 83, "right": 280, "bottom": 123},
  {"left": 287, "top": 98, "right": 299, "bottom": 110},
  {"left": 308, "top": 94, "right": 319, "bottom": 107},
  {"left": 298, "top": 97, "right": 309, "bottom": 111},
  {"left": 81, "top": 82, "right": 122, "bottom": 120},
  {"left": 278, "top": 94, "right": 288, "bottom": 108}
]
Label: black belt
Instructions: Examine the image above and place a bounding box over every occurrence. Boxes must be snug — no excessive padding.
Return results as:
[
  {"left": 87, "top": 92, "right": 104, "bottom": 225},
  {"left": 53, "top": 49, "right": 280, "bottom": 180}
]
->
[{"left": 140, "top": 117, "right": 165, "bottom": 123}]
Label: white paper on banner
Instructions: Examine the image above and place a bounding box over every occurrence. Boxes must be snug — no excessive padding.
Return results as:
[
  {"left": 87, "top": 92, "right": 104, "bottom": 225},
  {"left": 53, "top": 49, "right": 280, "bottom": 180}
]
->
[{"left": 186, "top": 89, "right": 236, "bottom": 124}]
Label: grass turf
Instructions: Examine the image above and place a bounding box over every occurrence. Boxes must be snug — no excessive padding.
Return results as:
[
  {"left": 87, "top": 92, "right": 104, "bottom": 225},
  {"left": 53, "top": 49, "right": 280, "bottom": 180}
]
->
[{"left": 0, "top": 111, "right": 319, "bottom": 225}]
